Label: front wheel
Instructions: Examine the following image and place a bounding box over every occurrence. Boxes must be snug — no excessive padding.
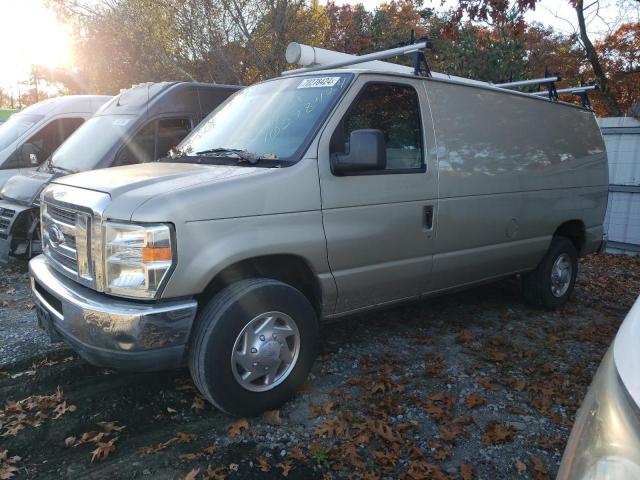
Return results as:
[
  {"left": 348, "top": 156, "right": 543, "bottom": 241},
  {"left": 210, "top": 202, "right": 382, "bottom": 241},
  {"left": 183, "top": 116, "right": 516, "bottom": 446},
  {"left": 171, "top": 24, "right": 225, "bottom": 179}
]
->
[
  {"left": 188, "top": 278, "right": 318, "bottom": 416},
  {"left": 521, "top": 237, "right": 578, "bottom": 310}
]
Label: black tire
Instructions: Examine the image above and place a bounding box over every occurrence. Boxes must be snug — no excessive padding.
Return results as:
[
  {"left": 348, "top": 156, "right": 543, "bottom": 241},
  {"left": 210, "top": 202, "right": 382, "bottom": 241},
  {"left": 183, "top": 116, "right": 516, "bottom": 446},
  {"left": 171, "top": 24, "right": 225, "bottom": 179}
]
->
[
  {"left": 188, "top": 278, "right": 318, "bottom": 416},
  {"left": 521, "top": 237, "right": 578, "bottom": 310}
]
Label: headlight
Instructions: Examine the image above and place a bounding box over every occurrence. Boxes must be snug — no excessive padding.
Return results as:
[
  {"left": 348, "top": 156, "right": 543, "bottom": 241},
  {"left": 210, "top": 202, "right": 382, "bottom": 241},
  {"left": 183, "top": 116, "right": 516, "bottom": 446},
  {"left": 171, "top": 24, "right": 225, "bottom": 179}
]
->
[
  {"left": 557, "top": 346, "right": 640, "bottom": 479},
  {"left": 104, "top": 222, "right": 174, "bottom": 299}
]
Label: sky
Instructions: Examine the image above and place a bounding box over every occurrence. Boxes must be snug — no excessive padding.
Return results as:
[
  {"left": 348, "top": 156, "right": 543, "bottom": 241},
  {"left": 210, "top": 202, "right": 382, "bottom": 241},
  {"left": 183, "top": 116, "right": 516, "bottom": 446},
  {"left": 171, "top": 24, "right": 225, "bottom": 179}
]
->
[{"left": 0, "top": 0, "right": 635, "bottom": 97}]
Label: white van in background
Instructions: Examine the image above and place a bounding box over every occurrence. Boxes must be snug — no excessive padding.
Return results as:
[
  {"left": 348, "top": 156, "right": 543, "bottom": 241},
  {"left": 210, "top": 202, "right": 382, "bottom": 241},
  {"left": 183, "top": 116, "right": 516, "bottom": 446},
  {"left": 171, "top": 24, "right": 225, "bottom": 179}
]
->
[{"left": 0, "top": 95, "right": 111, "bottom": 190}]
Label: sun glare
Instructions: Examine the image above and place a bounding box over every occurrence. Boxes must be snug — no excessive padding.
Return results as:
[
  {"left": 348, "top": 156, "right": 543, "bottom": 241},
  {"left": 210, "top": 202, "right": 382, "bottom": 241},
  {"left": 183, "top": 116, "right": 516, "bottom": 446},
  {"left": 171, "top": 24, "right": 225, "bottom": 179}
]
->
[{"left": 0, "top": 0, "right": 73, "bottom": 90}]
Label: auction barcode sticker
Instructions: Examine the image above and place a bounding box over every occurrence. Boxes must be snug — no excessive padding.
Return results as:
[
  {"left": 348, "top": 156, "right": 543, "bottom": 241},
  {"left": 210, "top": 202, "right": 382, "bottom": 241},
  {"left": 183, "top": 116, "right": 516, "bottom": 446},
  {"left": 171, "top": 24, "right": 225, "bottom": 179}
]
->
[{"left": 297, "top": 77, "right": 341, "bottom": 89}]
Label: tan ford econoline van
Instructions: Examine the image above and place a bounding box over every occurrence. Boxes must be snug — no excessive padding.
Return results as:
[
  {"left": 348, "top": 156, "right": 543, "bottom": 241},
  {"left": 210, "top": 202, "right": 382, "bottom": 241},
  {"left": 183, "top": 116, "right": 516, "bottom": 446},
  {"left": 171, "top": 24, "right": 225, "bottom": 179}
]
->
[{"left": 29, "top": 43, "right": 608, "bottom": 416}]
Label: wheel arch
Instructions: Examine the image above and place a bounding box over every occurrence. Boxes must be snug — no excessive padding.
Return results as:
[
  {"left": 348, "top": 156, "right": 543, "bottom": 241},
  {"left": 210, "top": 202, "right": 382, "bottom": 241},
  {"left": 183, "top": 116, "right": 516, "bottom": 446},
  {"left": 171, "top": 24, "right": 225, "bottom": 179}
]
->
[
  {"left": 553, "top": 220, "right": 586, "bottom": 256},
  {"left": 195, "top": 254, "right": 323, "bottom": 317}
]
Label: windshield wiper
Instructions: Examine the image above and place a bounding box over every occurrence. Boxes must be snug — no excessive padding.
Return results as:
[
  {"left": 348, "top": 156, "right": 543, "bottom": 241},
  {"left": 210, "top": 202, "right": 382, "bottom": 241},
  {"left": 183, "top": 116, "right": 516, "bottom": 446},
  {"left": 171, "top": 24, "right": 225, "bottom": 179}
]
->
[
  {"left": 194, "top": 148, "right": 278, "bottom": 165},
  {"left": 42, "top": 157, "right": 75, "bottom": 175}
]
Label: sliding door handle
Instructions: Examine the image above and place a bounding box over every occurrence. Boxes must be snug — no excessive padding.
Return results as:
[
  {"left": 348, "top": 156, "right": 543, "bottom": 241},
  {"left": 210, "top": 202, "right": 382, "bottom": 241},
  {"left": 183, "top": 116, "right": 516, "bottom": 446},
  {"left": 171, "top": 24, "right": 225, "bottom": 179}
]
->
[{"left": 423, "top": 205, "right": 434, "bottom": 230}]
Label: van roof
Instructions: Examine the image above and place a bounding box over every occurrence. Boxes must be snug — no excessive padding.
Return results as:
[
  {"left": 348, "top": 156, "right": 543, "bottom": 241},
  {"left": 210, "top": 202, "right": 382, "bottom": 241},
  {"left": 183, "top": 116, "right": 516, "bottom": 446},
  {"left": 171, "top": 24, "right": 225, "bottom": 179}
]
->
[
  {"left": 17, "top": 95, "right": 112, "bottom": 116},
  {"left": 98, "top": 82, "right": 243, "bottom": 117}
]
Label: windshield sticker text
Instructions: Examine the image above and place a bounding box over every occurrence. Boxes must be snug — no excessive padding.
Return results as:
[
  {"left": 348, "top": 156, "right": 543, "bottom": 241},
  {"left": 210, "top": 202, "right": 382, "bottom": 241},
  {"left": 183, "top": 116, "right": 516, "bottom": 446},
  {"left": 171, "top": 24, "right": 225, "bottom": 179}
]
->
[{"left": 297, "top": 77, "right": 341, "bottom": 89}]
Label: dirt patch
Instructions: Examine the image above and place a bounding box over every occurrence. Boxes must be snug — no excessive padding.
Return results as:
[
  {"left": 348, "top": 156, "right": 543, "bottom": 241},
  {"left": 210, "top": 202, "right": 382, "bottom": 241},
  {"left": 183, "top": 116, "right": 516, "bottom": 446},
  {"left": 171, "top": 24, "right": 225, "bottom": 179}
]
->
[{"left": 1, "top": 254, "right": 639, "bottom": 479}]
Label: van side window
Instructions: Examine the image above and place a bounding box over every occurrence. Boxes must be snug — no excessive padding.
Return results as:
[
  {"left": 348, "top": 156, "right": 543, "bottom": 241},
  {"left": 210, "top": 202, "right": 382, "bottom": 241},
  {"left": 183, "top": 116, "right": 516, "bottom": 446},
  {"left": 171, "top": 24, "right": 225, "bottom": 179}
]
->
[
  {"left": 156, "top": 118, "right": 191, "bottom": 159},
  {"left": 59, "top": 118, "right": 85, "bottom": 141},
  {"left": 115, "top": 122, "right": 155, "bottom": 166},
  {"left": 8, "top": 117, "right": 84, "bottom": 168},
  {"left": 334, "top": 83, "right": 424, "bottom": 172}
]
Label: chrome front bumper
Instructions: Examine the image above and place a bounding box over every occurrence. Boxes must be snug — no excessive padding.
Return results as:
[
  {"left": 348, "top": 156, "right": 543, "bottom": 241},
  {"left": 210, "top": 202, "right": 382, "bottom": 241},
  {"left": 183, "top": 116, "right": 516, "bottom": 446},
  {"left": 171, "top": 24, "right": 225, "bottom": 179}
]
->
[{"left": 29, "top": 255, "right": 198, "bottom": 371}]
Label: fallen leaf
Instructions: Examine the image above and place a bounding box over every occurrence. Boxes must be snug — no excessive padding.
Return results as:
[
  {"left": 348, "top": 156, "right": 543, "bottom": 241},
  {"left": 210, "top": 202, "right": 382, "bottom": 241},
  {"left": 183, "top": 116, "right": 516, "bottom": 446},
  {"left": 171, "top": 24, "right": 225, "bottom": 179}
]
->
[
  {"left": 489, "top": 350, "right": 508, "bottom": 362},
  {"left": 204, "top": 464, "right": 226, "bottom": 480},
  {"left": 191, "top": 395, "right": 206, "bottom": 413},
  {"left": 0, "top": 450, "right": 20, "bottom": 480},
  {"left": 369, "top": 420, "right": 398, "bottom": 443},
  {"left": 181, "top": 468, "right": 200, "bottom": 480},
  {"left": 262, "top": 410, "right": 282, "bottom": 426},
  {"left": 530, "top": 455, "right": 548, "bottom": 480},
  {"left": 276, "top": 461, "right": 294, "bottom": 477},
  {"left": 460, "top": 463, "right": 474, "bottom": 480},
  {"left": 457, "top": 329, "right": 474, "bottom": 343},
  {"left": 176, "top": 432, "right": 195, "bottom": 443},
  {"left": 515, "top": 460, "right": 527, "bottom": 472},
  {"left": 438, "top": 425, "right": 466, "bottom": 442},
  {"left": 97, "top": 421, "right": 126, "bottom": 434},
  {"left": 464, "top": 393, "right": 486, "bottom": 408},
  {"left": 343, "top": 444, "right": 366, "bottom": 468},
  {"left": 477, "top": 378, "right": 498, "bottom": 392},
  {"left": 64, "top": 436, "right": 76, "bottom": 448},
  {"left": 483, "top": 422, "right": 515, "bottom": 445},
  {"left": 90, "top": 437, "right": 118, "bottom": 462},
  {"left": 227, "top": 419, "right": 249, "bottom": 437},
  {"left": 180, "top": 453, "right": 200, "bottom": 461},
  {"left": 288, "top": 447, "right": 306, "bottom": 460},
  {"left": 256, "top": 457, "right": 271, "bottom": 472},
  {"left": 406, "top": 460, "right": 448, "bottom": 480}
]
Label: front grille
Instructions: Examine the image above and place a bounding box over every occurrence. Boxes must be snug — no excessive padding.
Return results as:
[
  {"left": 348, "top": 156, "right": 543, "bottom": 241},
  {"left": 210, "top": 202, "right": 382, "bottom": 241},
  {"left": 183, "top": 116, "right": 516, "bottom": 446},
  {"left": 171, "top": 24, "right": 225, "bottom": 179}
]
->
[
  {"left": 0, "top": 207, "right": 15, "bottom": 239},
  {"left": 42, "top": 202, "right": 80, "bottom": 277},
  {"left": 47, "top": 204, "right": 75, "bottom": 225},
  {"left": 40, "top": 184, "right": 109, "bottom": 292}
]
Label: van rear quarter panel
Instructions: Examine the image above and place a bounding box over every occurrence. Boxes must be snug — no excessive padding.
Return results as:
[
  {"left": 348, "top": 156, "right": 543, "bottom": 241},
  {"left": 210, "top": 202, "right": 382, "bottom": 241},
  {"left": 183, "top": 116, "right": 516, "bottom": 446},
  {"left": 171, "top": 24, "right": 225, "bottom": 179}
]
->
[{"left": 424, "top": 79, "right": 607, "bottom": 290}]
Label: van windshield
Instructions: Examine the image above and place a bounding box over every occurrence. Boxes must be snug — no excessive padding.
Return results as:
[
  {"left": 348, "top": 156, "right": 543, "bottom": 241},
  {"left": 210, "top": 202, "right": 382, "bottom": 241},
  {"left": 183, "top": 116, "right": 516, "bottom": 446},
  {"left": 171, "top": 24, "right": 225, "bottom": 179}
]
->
[
  {"left": 0, "top": 114, "right": 44, "bottom": 151},
  {"left": 177, "top": 73, "right": 352, "bottom": 163},
  {"left": 45, "top": 115, "right": 136, "bottom": 173}
]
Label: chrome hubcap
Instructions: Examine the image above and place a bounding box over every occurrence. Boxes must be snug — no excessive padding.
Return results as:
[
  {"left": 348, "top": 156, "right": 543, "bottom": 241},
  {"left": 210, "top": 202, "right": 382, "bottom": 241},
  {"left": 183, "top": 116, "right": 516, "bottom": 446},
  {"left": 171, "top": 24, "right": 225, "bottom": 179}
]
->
[
  {"left": 231, "top": 311, "right": 300, "bottom": 392},
  {"left": 550, "top": 253, "right": 572, "bottom": 297}
]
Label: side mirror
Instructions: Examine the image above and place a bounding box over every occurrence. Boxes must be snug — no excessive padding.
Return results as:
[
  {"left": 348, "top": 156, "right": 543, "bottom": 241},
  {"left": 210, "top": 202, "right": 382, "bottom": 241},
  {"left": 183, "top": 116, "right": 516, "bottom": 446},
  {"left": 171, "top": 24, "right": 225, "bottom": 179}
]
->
[
  {"left": 20, "top": 143, "right": 40, "bottom": 166},
  {"left": 331, "top": 129, "right": 386, "bottom": 174}
]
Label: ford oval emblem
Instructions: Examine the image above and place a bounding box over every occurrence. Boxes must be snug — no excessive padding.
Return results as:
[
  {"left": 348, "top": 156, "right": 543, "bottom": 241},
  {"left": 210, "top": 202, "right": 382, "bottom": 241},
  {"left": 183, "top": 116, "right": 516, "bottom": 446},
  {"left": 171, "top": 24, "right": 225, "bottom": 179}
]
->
[{"left": 48, "top": 224, "right": 65, "bottom": 246}]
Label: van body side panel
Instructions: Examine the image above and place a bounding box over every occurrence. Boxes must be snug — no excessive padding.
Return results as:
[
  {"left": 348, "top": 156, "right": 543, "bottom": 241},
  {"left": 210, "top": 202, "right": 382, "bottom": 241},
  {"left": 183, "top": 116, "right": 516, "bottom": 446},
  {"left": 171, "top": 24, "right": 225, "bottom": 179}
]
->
[
  {"left": 317, "top": 74, "right": 438, "bottom": 312},
  {"left": 424, "top": 79, "right": 607, "bottom": 291}
]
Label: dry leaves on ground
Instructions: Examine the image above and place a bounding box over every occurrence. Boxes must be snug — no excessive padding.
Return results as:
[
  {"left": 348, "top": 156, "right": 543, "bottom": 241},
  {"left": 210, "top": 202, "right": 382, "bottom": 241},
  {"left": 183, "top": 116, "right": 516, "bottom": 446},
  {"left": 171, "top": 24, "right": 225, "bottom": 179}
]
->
[
  {"left": 139, "top": 432, "right": 196, "bottom": 454},
  {"left": 464, "top": 393, "right": 486, "bottom": 408},
  {"left": 227, "top": 419, "right": 249, "bottom": 437},
  {"left": 530, "top": 454, "right": 549, "bottom": 480},
  {"left": 1, "top": 387, "right": 75, "bottom": 437},
  {"left": 0, "top": 450, "right": 20, "bottom": 480},
  {"left": 91, "top": 437, "right": 118, "bottom": 462},
  {"left": 460, "top": 463, "right": 474, "bottom": 480},
  {"left": 262, "top": 409, "right": 283, "bottom": 426},
  {"left": 482, "top": 421, "right": 515, "bottom": 445}
]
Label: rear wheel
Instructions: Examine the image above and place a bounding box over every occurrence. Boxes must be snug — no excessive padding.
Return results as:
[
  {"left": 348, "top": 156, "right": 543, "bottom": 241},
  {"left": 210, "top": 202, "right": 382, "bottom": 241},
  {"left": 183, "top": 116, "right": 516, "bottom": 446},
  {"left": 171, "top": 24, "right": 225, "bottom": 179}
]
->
[
  {"left": 188, "top": 278, "right": 318, "bottom": 416},
  {"left": 521, "top": 237, "right": 578, "bottom": 310}
]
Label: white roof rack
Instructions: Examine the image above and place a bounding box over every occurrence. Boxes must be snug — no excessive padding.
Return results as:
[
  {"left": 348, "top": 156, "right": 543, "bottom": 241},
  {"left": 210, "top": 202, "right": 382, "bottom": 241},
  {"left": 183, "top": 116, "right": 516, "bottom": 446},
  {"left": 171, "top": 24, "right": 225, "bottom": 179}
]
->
[
  {"left": 283, "top": 42, "right": 492, "bottom": 89},
  {"left": 283, "top": 42, "right": 594, "bottom": 109}
]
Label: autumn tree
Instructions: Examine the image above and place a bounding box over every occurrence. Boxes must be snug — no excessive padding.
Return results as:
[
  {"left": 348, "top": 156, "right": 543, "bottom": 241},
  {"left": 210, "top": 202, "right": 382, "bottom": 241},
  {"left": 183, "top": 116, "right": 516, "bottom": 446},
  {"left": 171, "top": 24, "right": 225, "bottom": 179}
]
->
[
  {"left": 597, "top": 22, "right": 640, "bottom": 114},
  {"left": 452, "top": 0, "right": 640, "bottom": 115}
]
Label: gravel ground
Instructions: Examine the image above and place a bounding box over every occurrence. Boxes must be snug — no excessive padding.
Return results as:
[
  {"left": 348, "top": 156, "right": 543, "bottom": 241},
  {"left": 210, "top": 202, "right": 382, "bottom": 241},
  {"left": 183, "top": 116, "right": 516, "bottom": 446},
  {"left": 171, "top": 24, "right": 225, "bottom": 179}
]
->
[
  {"left": 1, "top": 254, "right": 639, "bottom": 480},
  {"left": 0, "top": 261, "right": 58, "bottom": 366}
]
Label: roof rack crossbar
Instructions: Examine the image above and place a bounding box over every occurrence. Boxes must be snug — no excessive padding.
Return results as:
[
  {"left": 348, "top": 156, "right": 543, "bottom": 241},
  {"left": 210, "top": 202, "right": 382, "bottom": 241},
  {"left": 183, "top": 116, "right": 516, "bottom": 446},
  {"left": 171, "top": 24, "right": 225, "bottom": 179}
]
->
[
  {"left": 530, "top": 85, "right": 596, "bottom": 96},
  {"left": 282, "top": 41, "right": 429, "bottom": 76},
  {"left": 531, "top": 84, "right": 596, "bottom": 109},
  {"left": 494, "top": 77, "right": 560, "bottom": 89}
]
